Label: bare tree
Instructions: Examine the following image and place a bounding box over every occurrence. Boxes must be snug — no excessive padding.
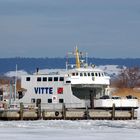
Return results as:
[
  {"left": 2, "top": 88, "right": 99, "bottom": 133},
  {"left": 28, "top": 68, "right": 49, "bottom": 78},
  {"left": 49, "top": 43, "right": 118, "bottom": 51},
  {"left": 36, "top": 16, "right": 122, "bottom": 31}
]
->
[{"left": 112, "top": 67, "right": 140, "bottom": 88}]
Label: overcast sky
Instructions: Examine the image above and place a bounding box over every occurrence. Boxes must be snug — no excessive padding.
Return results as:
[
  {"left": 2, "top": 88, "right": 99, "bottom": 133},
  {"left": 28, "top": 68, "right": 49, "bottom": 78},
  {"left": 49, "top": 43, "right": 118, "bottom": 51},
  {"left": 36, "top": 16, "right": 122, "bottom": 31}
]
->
[{"left": 0, "top": 0, "right": 140, "bottom": 58}]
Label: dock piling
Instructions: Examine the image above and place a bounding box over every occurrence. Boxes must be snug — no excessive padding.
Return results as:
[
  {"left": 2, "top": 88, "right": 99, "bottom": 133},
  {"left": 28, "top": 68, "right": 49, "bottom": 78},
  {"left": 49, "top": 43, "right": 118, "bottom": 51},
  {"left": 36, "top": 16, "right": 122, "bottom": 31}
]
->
[
  {"left": 83, "top": 106, "right": 90, "bottom": 120},
  {"left": 62, "top": 103, "right": 66, "bottom": 119},
  {"left": 130, "top": 107, "right": 134, "bottom": 120},
  {"left": 37, "top": 103, "right": 42, "bottom": 119},
  {"left": 20, "top": 102, "right": 24, "bottom": 120},
  {"left": 111, "top": 103, "right": 115, "bottom": 120}
]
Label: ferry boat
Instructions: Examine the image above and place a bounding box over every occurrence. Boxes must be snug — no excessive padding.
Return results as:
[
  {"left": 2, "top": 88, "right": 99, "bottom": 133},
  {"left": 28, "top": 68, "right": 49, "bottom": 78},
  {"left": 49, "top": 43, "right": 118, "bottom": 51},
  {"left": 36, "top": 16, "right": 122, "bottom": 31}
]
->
[{"left": 15, "top": 47, "right": 138, "bottom": 110}]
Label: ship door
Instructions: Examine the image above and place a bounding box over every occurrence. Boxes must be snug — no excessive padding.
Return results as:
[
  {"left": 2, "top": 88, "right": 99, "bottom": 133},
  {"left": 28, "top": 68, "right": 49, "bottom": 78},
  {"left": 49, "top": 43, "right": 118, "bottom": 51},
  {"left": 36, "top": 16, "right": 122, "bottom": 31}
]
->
[
  {"left": 36, "top": 99, "right": 41, "bottom": 107},
  {"left": 89, "top": 89, "right": 96, "bottom": 109},
  {"left": 18, "top": 91, "right": 23, "bottom": 99}
]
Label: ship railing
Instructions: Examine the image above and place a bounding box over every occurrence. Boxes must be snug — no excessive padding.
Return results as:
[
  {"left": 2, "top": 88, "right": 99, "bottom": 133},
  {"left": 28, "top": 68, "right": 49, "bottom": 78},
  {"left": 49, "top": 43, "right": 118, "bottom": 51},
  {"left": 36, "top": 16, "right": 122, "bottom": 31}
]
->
[
  {"left": 4, "top": 102, "right": 84, "bottom": 111},
  {"left": 41, "top": 103, "right": 83, "bottom": 110},
  {"left": 21, "top": 102, "right": 83, "bottom": 110}
]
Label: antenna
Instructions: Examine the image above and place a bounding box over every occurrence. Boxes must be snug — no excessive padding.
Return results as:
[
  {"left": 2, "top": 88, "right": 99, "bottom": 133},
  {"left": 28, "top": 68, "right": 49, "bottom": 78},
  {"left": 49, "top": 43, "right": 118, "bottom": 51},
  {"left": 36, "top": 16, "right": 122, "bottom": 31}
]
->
[
  {"left": 66, "top": 46, "right": 87, "bottom": 69},
  {"left": 14, "top": 64, "right": 17, "bottom": 101},
  {"left": 86, "top": 52, "right": 88, "bottom": 65},
  {"left": 66, "top": 52, "right": 68, "bottom": 70},
  {"left": 9, "top": 80, "right": 13, "bottom": 105}
]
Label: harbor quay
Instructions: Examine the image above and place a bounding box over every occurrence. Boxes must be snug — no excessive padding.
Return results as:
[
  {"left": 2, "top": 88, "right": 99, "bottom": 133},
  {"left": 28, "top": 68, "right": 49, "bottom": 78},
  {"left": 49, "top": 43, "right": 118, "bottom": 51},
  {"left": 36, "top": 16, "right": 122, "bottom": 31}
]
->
[{"left": 0, "top": 102, "right": 137, "bottom": 120}]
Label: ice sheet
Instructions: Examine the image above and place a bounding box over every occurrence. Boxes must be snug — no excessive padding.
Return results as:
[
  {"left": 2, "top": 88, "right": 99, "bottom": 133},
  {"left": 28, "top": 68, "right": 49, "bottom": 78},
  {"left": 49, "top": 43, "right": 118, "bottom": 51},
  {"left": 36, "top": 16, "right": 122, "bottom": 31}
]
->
[
  {"left": 0, "top": 119, "right": 140, "bottom": 140},
  {"left": 0, "top": 106, "right": 140, "bottom": 140}
]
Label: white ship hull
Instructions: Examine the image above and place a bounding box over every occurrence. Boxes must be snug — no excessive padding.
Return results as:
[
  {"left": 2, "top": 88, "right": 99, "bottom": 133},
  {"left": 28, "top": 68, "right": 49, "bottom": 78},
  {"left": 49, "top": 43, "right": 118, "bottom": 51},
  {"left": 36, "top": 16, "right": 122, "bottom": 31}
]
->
[{"left": 94, "top": 99, "right": 138, "bottom": 109}]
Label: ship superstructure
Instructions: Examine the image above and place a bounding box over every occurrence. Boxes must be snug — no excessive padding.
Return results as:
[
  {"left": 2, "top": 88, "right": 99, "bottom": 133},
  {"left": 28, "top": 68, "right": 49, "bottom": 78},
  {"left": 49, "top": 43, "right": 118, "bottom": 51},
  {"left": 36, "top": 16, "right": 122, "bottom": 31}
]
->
[{"left": 17, "top": 47, "right": 110, "bottom": 109}]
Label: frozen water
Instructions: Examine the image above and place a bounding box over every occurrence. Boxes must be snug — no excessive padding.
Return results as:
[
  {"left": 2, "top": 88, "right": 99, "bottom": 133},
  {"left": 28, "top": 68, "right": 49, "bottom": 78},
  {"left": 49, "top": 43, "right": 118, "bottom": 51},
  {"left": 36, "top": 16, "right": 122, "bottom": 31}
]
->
[
  {"left": 0, "top": 106, "right": 140, "bottom": 140},
  {"left": 0, "top": 119, "right": 140, "bottom": 140}
]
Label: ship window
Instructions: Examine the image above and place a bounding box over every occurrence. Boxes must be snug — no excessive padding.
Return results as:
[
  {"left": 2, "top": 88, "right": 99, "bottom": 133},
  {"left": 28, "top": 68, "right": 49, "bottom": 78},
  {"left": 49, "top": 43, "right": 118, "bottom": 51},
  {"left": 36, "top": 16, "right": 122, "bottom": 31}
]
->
[
  {"left": 84, "top": 73, "right": 87, "bottom": 76},
  {"left": 48, "top": 99, "right": 52, "bottom": 103},
  {"left": 66, "top": 81, "right": 71, "bottom": 83},
  {"left": 43, "top": 77, "right": 47, "bottom": 81},
  {"left": 95, "top": 73, "right": 98, "bottom": 76},
  {"left": 102, "top": 73, "right": 104, "bottom": 76},
  {"left": 88, "top": 73, "right": 90, "bottom": 76},
  {"left": 91, "top": 73, "right": 94, "bottom": 76},
  {"left": 48, "top": 77, "right": 52, "bottom": 81},
  {"left": 37, "top": 77, "right": 41, "bottom": 81},
  {"left": 31, "top": 98, "right": 35, "bottom": 103},
  {"left": 76, "top": 73, "right": 78, "bottom": 76},
  {"left": 54, "top": 77, "right": 58, "bottom": 81},
  {"left": 80, "top": 73, "right": 83, "bottom": 76},
  {"left": 99, "top": 73, "right": 101, "bottom": 77},
  {"left": 72, "top": 73, "right": 75, "bottom": 76},
  {"left": 26, "top": 77, "right": 30, "bottom": 81},
  {"left": 59, "top": 77, "right": 64, "bottom": 81},
  {"left": 59, "top": 99, "right": 64, "bottom": 103}
]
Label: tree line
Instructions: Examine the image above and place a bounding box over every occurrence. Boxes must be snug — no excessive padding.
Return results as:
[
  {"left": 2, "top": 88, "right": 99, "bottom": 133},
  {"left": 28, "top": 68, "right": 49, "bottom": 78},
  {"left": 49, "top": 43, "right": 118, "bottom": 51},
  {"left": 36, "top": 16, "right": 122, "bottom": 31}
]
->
[{"left": 111, "top": 67, "right": 140, "bottom": 88}]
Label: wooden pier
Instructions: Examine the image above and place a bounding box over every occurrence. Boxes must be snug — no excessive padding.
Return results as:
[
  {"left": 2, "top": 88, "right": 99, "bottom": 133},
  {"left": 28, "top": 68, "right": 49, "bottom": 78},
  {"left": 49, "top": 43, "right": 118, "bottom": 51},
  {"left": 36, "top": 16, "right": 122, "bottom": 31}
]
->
[{"left": 0, "top": 103, "right": 137, "bottom": 120}]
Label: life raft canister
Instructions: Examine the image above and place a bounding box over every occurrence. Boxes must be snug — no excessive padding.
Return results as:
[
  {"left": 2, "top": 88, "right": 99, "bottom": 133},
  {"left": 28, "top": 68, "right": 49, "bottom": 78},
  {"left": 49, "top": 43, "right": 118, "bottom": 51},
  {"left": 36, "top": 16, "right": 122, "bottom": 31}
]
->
[{"left": 55, "top": 111, "right": 59, "bottom": 116}]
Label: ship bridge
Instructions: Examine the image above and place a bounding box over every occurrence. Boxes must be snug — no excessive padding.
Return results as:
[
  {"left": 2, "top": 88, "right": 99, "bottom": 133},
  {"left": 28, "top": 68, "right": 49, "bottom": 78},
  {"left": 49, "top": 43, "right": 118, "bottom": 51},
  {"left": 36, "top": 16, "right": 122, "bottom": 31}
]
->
[
  {"left": 67, "top": 68, "right": 110, "bottom": 100},
  {"left": 69, "top": 68, "right": 110, "bottom": 85},
  {"left": 65, "top": 47, "right": 110, "bottom": 100}
]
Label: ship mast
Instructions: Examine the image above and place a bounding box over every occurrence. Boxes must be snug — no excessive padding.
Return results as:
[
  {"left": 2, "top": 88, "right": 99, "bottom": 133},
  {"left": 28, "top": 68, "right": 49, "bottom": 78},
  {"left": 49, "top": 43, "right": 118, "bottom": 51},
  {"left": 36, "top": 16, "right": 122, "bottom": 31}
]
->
[
  {"left": 66, "top": 46, "right": 82, "bottom": 69},
  {"left": 75, "top": 47, "right": 80, "bottom": 68}
]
